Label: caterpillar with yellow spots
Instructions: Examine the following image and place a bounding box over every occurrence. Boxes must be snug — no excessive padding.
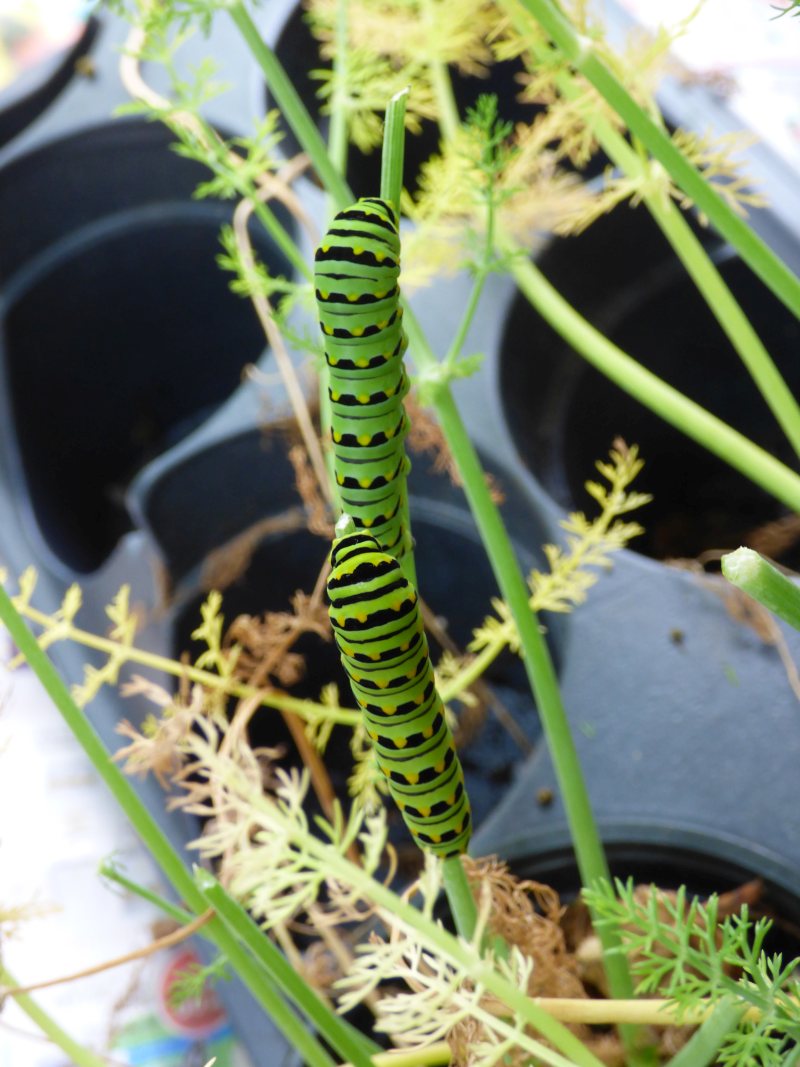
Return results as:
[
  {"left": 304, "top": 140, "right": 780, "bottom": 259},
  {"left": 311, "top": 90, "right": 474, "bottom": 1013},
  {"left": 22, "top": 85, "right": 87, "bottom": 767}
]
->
[
  {"left": 327, "top": 527, "right": 471, "bottom": 857},
  {"left": 315, "top": 197, "right": 409, "bottom": 559}
]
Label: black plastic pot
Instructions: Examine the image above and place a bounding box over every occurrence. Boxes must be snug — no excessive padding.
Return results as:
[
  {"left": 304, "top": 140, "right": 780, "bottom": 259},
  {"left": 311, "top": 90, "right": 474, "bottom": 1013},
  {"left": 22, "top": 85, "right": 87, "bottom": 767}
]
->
[
  {"left": 499, "top": 207, "right": 800, "bottom": 564},
  {"left": 0, "top": 118, "right": 294, "bottom": 577}
]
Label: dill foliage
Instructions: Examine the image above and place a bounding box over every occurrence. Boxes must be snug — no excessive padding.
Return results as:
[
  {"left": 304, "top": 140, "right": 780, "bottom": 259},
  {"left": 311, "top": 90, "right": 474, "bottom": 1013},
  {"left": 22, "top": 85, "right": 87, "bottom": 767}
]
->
[{"left": 585, "top": 878, "right": 800, "bottom": 1067}]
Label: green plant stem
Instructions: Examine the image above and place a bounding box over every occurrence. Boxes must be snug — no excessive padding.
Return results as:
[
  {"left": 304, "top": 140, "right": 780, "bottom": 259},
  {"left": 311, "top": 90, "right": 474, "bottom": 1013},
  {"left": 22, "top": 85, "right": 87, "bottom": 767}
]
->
[
  {"left": 665, "top": 1000, "right": 743, "bottom": 1067},
  {"left": 381, "top": 87, "right": 417, "bottom": 586},
  {"left": 441, "top": 856, "right": 478, "bottom": 941},
  {"left": 11, "top": 600, "right": 359, "bottom": 726},
  {"left": 0, "top": 966, "right": 110, "bottom": 1067},
  {"left": 194, "top": 869, "right": 379, "bottom": 1066},
  {"left": 515, "top": 23, "right": 800, "bottom": 462},
  {"left": 0, "top": 587, "right": 362, "bottom": 1067},
  {"left": 504, "top": 0, "right": 800, "bottom": 322},
  {"left": 327, "top": 0, "right": 350, "bottom": 192},
  {"left": 252, "top": 195, "right": 312, "bottom": 281},
  {"left": 229, "top": 18, "right": 642, "bottom": 1055},
  {"left": 228, "top": 2, "right": 350, "bottom": 207},
  {"left": 510, "top": 255, "right": 800, "bottom": 514},
  {"left": 102, "top": 861, "right": 379, "bottom": 1061},
  {"left": 721, "top": 547, "right": 800, "bottom": 630},
  {"left": 420, "top": 0, "right": 460, "bottom": 142},
  {"left": 343, "top": 1045, "right": 452, "bottom": 1067}
]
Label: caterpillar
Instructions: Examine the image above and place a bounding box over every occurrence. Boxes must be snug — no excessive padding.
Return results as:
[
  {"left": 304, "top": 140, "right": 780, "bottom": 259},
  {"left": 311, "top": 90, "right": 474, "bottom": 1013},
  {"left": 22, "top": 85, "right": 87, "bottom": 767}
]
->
[
  {"left": 327, "top": 528, "right": 472, "bottom": 858},
  {"left": 314, "top": 197, "right": 410, "bottom": 559}
]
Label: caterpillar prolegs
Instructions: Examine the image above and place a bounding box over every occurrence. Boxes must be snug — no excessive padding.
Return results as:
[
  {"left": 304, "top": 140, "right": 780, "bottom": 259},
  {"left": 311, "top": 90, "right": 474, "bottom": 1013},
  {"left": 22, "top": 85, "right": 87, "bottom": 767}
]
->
[
  {"left": 314, "top": 197, "right": 409, "bottom": 559},
  {"left": 327, "top": 530, "right": 472, "bottom": 858}
]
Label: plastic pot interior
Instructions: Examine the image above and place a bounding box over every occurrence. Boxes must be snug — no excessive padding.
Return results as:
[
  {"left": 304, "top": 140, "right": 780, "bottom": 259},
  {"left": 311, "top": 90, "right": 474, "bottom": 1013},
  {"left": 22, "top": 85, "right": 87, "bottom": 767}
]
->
[
  {"left": 162, "top": 429, "right": 559, "bottom": 868},
  {"left": 508, "top": 830, "right": 800, "bottom": 964},
  {"left": 499, "top": 206, "right": 800, "bottom": 563},
  {"left": 0, "top": 15, "right": 98, "bottom": 149},
  {"left": 267, "top": 4, "right": 606, "bottom": 199},
  {"left": 0, "top": 120, "right": 294, "bottom": 575}
]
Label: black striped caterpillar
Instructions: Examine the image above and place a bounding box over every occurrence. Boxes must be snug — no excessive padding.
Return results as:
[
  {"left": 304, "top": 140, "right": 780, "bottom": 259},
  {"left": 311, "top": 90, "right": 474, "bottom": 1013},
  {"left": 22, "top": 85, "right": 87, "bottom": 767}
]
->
[
  {"left": 327, "top": 528, "right": 471, "bottom": 857},
  {"left": 314, "top": 198, "right": 409, "bottom": 560}
]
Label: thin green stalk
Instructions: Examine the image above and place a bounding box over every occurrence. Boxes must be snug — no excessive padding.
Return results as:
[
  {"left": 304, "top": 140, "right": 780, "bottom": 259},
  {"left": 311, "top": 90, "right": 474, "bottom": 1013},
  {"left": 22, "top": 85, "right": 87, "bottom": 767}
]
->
[
  {"left": 419, "top": 0, "right": 460, "bottom": 142},
  {"left": 514, "top": 21, "right": 800, "bottom": 462},
  {"left": 721, "top": 547, "right": 800, "bottom": 630},
  {"left": 665, "top": 1000, "right": 743, "bottom": 1067},
  {"left": 511, "top": 255, "right": 800, "bottom": 514},
  {"left": 0, "top": 966, "right": 110, "bottom": 1067},
  {"left": 441, "top": 856, "right": 478, "bottom": 941},
  {"left": 381, "top": 87, "right": 417, "bottom": 586},
  {"left": 12, "top": 600, "right": 360, "bottom": 726},
  {"left": 194, "top": 869, "right": 379, "bottom": 1066},
  {"left": 228, "top": 2, "right": 351, "bottom": 207},
  {"left": 503, "top": 0, "right": 800, "bottom": 322},
  {"left": 228, "top": 20, "right": 646, "bottom": 1053},
  {"left": 102, "top": 862, "right": 379, "bottom": 1061},
  {"left": 0, "top": 587, "right": 357, "bottom": 1066}
]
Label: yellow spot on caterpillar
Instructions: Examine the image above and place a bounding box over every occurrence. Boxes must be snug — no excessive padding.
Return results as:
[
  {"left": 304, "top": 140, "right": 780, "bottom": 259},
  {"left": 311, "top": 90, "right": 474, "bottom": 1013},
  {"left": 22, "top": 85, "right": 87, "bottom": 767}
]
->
[
  {"left": 322, "top": 244, "right": 330, "bottom": 253},
  {"left": 362, "top": 517, "right": 373, "bottom": 528},
  {"left": 406, "top": 671, "right": 416, "bottom": 681},
  {"left": 414, "top": 695, "right": 424, "bottom": 705},
  {"left": 435, "top": 761, "right": 445, "bottom": 773},
  {"left": 324, "top": 325, "right": 333, "bottom": 335},
  {"left": 351, "top": 327, "right": 364, "bottom": 338},
  {"left": 420, "top": 806, "right": 431, "bottom": 818},
  {"left": 359, "top": 478, "right": 371, "bottom": 489},
  {"left": 357, "top": 394, "right": 370, "bottom": 405},
  {"left": 405, "top": 772, "right": 419, "bottom": 784},
  {"left": 377, "top": 679, "right": 388, "bottom": 690},
  {"left": 377, "top": 320, "right": 388, "bottom": 329},
  {"left": 375, "top": 252, "right": 385, "bottom": 263},
  {"left": 447, "top": 794, "right": 455, "bottom": 806},
  {"left": 423, "top": 725, "right": 433, "bottom": 738},
  {"left": 347, "top": 293, "right": 359, "bottom": 302},
  {"left": 384, "top": 509, "right": 393, "bottom": 520},
  {"left": 353, "top": 246, "right": 364, "bottom": 256},
  {"left": 357, "top": 613, "right": 367, "bottom": 623},
  {"left": 370, "top": 653, "right": 380, "bottom": 661},
  {"left": 386, "top": 425, "right": 395, "bottom": 438},
  {"left": 392, "top": 602, "right": 403, "bottom": 612},
  {"left": 400, "top": 642, "right": 409, "bottom": 652},
  {"left": 336, "top": 474, "right": 345, "bottom": 485},
  {"left": 320, "top": 290, "right": 329, "bottom": 299},
  {"left": 357, "top": 434, "right": 372, "bottom": 445},
  {"left": 397, "top": 799, "right": 405, "bottom": 810},
  {"left": 333, "top": 431, "right": 342, "bottom": 442},
  {"left": 331, "top": 391, "right": 340, "bottom": 401},
  {"left": 431, "top": 832, "right": 442, "bottom": 844},
  {"left": 368, "top": 729, "right": 378, "bottom": 740},
  {"left": 342, "top": 646, "right": 354, "bottom": 656},
  {"left": 386, "top": 469, "right": 396, "bottom": 481},
  {"left": 384, "top": 705, "right": 397, "bottom": 715},
  {"left": 393, "top": 736, "right": 407, "bottom": 749},
  {"left": 351, "top": 673, "right": 361, "bottom": 682},
  {"left": 375, "top": 291, "right": 386, "bottom": 299},
  {"left": 356, "top": 358, "right": 369, "bottom": 368}
]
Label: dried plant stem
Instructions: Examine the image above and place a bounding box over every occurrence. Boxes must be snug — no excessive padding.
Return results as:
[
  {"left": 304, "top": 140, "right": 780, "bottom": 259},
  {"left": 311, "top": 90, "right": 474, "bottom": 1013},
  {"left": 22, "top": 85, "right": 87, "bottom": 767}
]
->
[
  {"left": 233, "top": 193, "right": 333, "bottom": 503},
  {"left": 11, "top": 599, "right": 359, "bottom": 726},
  {"left": 0, "top": 912, "right": 214, "bottom": 998},
  {"left": 0, "top": 966, "right": 110, "bottom": 1067}
]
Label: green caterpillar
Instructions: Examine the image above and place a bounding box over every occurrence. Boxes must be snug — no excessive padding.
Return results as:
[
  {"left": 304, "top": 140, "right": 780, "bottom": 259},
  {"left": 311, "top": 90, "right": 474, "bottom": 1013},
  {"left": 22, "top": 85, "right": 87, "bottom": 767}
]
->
[
  {"left": 314, "top": 197, "right": 409, "bottom": 559},
  {"left": 327, "top": 528, "right": 472, "bottom": 858}
]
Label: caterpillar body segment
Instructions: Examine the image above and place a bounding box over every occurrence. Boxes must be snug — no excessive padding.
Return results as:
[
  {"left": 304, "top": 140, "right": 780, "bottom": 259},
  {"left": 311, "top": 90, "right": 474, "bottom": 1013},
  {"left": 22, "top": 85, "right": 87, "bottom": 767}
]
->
[
  {"left": 315, "top": 197, "right": 410, "bottom": 559},
  {"left": 327, "top": 531, "right": 472, "bottom": 858}
]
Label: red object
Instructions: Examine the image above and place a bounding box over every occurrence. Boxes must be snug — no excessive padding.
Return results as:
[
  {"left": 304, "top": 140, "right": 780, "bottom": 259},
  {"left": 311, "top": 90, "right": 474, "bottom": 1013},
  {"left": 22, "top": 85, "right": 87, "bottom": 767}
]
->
[{"left": 158, "top": 950, "right": 228, "bottom": 1036}]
